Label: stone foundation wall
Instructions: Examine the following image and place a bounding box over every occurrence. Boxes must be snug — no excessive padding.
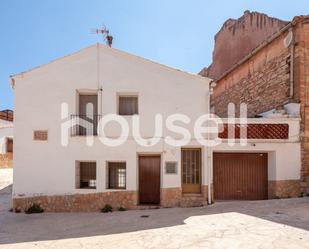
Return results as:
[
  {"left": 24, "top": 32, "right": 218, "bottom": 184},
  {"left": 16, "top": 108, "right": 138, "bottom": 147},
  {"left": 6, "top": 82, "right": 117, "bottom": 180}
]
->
[
  {"left": 13, "top": 186, "right": 213, "bottom": 212},
  {"left": 16, "top": 181, "right": 301, "bottom": 212},
  {"left": 268, "top": 180, "right": 302, "bottom": 198},
  {"left": 13, "top": 191, "right": 138, "bottom": 212},
  {"left": 0, "top": 153, "right": 12, "bottom": 168},
  {"left": 160, "top": 187, "right": 182, "bottom": 207},
  {"left": 13, "top": 188, "right": 185, "bottom": 212}
]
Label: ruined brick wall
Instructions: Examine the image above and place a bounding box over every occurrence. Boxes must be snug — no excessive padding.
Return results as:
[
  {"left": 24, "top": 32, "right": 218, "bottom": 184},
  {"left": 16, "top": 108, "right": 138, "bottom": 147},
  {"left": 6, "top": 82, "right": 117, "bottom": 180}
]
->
[
  {"left": 200, "top": 11, "right": 288, "bottom": 79},
  {"left": 211, "top": 29, "right": 293, "bottom": 118}
]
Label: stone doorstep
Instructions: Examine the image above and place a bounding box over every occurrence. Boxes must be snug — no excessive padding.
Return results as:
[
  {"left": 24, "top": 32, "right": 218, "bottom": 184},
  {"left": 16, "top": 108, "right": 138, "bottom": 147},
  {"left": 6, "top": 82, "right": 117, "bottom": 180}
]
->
[
  {"left": 182, "top": 193, "right": 204, "bottom": 197},
  {"left": 180, "top": 193, "right": 208, "bottom": 208},
  {"left": 136, "top": 204, "right": 161, "bottom": 210},
  {"left": 179, "top": 200, "right": 207, "bottom": 208}
]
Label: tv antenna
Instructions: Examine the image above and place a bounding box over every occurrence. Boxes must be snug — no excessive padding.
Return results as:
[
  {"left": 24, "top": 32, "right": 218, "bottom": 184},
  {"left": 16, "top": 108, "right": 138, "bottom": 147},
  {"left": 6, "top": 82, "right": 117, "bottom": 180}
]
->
[{"left": 91, "top": 25, "right": 113, "bottom": 47}]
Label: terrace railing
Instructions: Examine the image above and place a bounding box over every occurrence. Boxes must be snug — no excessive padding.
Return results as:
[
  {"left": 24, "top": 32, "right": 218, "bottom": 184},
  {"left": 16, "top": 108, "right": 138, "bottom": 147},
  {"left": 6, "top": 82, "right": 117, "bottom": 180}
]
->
[{"left": 219, "top": 123, "right": 289, "bottom": 139}]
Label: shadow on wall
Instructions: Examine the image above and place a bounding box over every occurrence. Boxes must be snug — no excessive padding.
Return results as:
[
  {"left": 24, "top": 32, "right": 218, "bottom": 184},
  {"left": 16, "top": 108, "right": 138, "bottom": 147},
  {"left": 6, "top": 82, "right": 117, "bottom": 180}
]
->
[{"left": 0, "top": 185, "right": 308, "bottom": 245}]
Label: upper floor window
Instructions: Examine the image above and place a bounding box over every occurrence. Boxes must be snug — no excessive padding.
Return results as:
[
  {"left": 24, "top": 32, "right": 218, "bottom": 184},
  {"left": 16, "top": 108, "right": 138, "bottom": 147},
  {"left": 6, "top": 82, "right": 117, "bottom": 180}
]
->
[
  {"left": 118, "top": 96, "right": 138, "bottom": 115},
  {"left": 73, "top": 93, "right": 98, "bottom": 136}
]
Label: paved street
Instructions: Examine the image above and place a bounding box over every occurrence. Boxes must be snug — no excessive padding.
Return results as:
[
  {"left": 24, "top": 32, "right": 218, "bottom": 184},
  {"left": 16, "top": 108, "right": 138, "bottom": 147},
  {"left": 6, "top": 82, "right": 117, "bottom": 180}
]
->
[{"left": 1, "top": 169, "right": 309, "bottom": 249}]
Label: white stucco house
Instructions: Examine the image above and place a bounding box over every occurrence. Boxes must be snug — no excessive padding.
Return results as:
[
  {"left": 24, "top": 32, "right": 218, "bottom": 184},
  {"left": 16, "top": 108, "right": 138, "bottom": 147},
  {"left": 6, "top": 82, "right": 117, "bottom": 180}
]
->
[
  {"left": 10, "top": 44, "right": 302, "bottom": 212},
  {"left": 0, "top": 110, "right": 13, "bottom": 168}
]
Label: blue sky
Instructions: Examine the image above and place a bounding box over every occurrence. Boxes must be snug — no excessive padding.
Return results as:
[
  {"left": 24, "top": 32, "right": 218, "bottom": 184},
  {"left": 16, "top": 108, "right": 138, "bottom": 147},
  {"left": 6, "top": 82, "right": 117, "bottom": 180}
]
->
[{"left": 0, "top": 0, "right": 308, "bottom": 110}]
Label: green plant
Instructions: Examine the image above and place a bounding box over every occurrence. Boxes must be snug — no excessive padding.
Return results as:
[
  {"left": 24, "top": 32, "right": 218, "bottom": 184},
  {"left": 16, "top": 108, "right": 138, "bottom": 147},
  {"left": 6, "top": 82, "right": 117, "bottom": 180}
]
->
[
  {"left": 25, "top": 203, "right": 44, "bottom": 214},
  {"left": 118, "top": 206, "right": 126, "bottom": 211},
  {"left": 101, "top": 204, "right": 113, "bottom": 213},
  {"left": 273, "top": 196, "right": 280, "bottom": 199},
  {"left": 15, "top": 208, "right": 21, "bottom": 213}
]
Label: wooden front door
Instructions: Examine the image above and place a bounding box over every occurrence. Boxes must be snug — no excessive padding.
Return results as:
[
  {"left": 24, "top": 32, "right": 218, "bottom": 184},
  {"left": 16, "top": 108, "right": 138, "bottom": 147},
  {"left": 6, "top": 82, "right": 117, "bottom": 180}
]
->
[
  {"left": 139, "top": 155, "right": 161, "bottom": 204},
  {"left": 181, "top": 148, "right": 201, "bottom": 193},
  {"left": 213, "top": 153, "right": 268, "bottom": 200}
]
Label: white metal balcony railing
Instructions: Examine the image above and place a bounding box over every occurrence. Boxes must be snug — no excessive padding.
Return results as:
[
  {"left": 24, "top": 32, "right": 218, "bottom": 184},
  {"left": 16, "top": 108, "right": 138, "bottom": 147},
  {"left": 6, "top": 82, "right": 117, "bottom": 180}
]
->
[{"left": 70, "top": 115, "right": 99, "bottom": 136}]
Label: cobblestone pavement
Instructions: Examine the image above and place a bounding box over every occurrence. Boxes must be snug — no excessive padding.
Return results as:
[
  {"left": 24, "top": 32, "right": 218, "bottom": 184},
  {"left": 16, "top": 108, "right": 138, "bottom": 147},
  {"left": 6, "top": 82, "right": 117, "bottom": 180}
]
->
[{"left": 1, "top": 169, "right": 308, "bottom": 249}]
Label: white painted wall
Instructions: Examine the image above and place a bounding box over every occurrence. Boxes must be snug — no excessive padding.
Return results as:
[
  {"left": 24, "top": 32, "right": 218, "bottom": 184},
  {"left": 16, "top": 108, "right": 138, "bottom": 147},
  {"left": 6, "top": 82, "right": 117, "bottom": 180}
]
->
[{"left": 11, "top": 44, "right": 211, "bottom": 197}]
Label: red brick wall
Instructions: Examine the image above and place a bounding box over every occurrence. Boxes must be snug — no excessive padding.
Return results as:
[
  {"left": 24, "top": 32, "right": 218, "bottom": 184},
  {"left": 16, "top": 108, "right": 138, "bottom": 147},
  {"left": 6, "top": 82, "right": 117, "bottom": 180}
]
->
[{"left": 211, "top": 29, "right": 293, "bottom": 118}]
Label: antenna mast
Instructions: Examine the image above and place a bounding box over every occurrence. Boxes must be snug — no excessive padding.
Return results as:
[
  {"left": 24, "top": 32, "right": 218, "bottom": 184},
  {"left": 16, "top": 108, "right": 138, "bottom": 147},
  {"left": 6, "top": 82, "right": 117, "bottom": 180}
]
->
[{"left": 91, "top": 25, "right": 113, "bottom": 47}]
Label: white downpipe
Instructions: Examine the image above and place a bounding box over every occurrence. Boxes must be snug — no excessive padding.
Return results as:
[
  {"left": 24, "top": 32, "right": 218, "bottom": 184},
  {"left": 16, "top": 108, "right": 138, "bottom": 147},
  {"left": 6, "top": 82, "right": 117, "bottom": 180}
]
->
[
  {"left": 207, "top": 143, "right": 212, "bottom": 205},
  {"left": 207, "top": 81, "right": 214, "bottom": 205}
]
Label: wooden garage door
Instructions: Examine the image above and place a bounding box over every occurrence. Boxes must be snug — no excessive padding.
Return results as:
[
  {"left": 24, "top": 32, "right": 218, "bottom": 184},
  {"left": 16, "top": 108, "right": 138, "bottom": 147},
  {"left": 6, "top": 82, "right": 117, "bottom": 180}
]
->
[
  {"left": 139, "top": 155, "right": 161, "bottom": 204},
  {"left": 213, "top": 153, "right": 268, "bottom": 200}
]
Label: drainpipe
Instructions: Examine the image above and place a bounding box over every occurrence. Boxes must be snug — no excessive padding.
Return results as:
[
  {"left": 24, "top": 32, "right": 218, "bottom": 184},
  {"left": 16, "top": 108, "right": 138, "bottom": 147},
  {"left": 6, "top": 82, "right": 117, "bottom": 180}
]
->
[
  {"left": 96, "top": 43, "right": 103, "bottom": 136},
  {"left": 207, "top": 80, "right": 215, "bottom": 205},
  {"left": 207, "top": 141, "right": 212, "bottom": 205}
]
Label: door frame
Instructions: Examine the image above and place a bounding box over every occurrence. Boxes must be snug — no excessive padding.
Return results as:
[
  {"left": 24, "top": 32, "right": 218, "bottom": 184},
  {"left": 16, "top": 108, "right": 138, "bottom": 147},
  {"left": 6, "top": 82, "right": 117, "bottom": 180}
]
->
[
  {"left": 181, "top": 147, "right": 202, "bottom": 194},
  {"left": 137, "top": 153, "right": 161, "bottom": 205},
  {"left": 76, "top": 90, "right": 99, "bottom": 115}
]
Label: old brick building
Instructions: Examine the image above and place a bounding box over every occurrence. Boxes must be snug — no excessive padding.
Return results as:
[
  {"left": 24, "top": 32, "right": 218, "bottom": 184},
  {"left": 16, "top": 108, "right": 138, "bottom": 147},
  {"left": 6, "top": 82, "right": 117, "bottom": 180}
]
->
[{"left": 200, "top": 11, "right": 309, "bottom": 194}]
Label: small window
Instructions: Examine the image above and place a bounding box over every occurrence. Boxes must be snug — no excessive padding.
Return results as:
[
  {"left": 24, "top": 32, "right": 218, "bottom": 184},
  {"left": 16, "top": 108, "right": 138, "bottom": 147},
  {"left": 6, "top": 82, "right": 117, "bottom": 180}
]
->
[
  {"left": 118, "top": 96, "right": 138, "bottom": 115},
  {"left": 165, "top": 161, "right": 177, "bottom": 174},
  {"left": 108, "top": 162, "right": 126, "bottom": 189},
  {"left": 77, "top": 162, "right": 96, "bottom": 189},
  {"left": 6, "top": 138, "right": 13, "bottom": 153}
]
